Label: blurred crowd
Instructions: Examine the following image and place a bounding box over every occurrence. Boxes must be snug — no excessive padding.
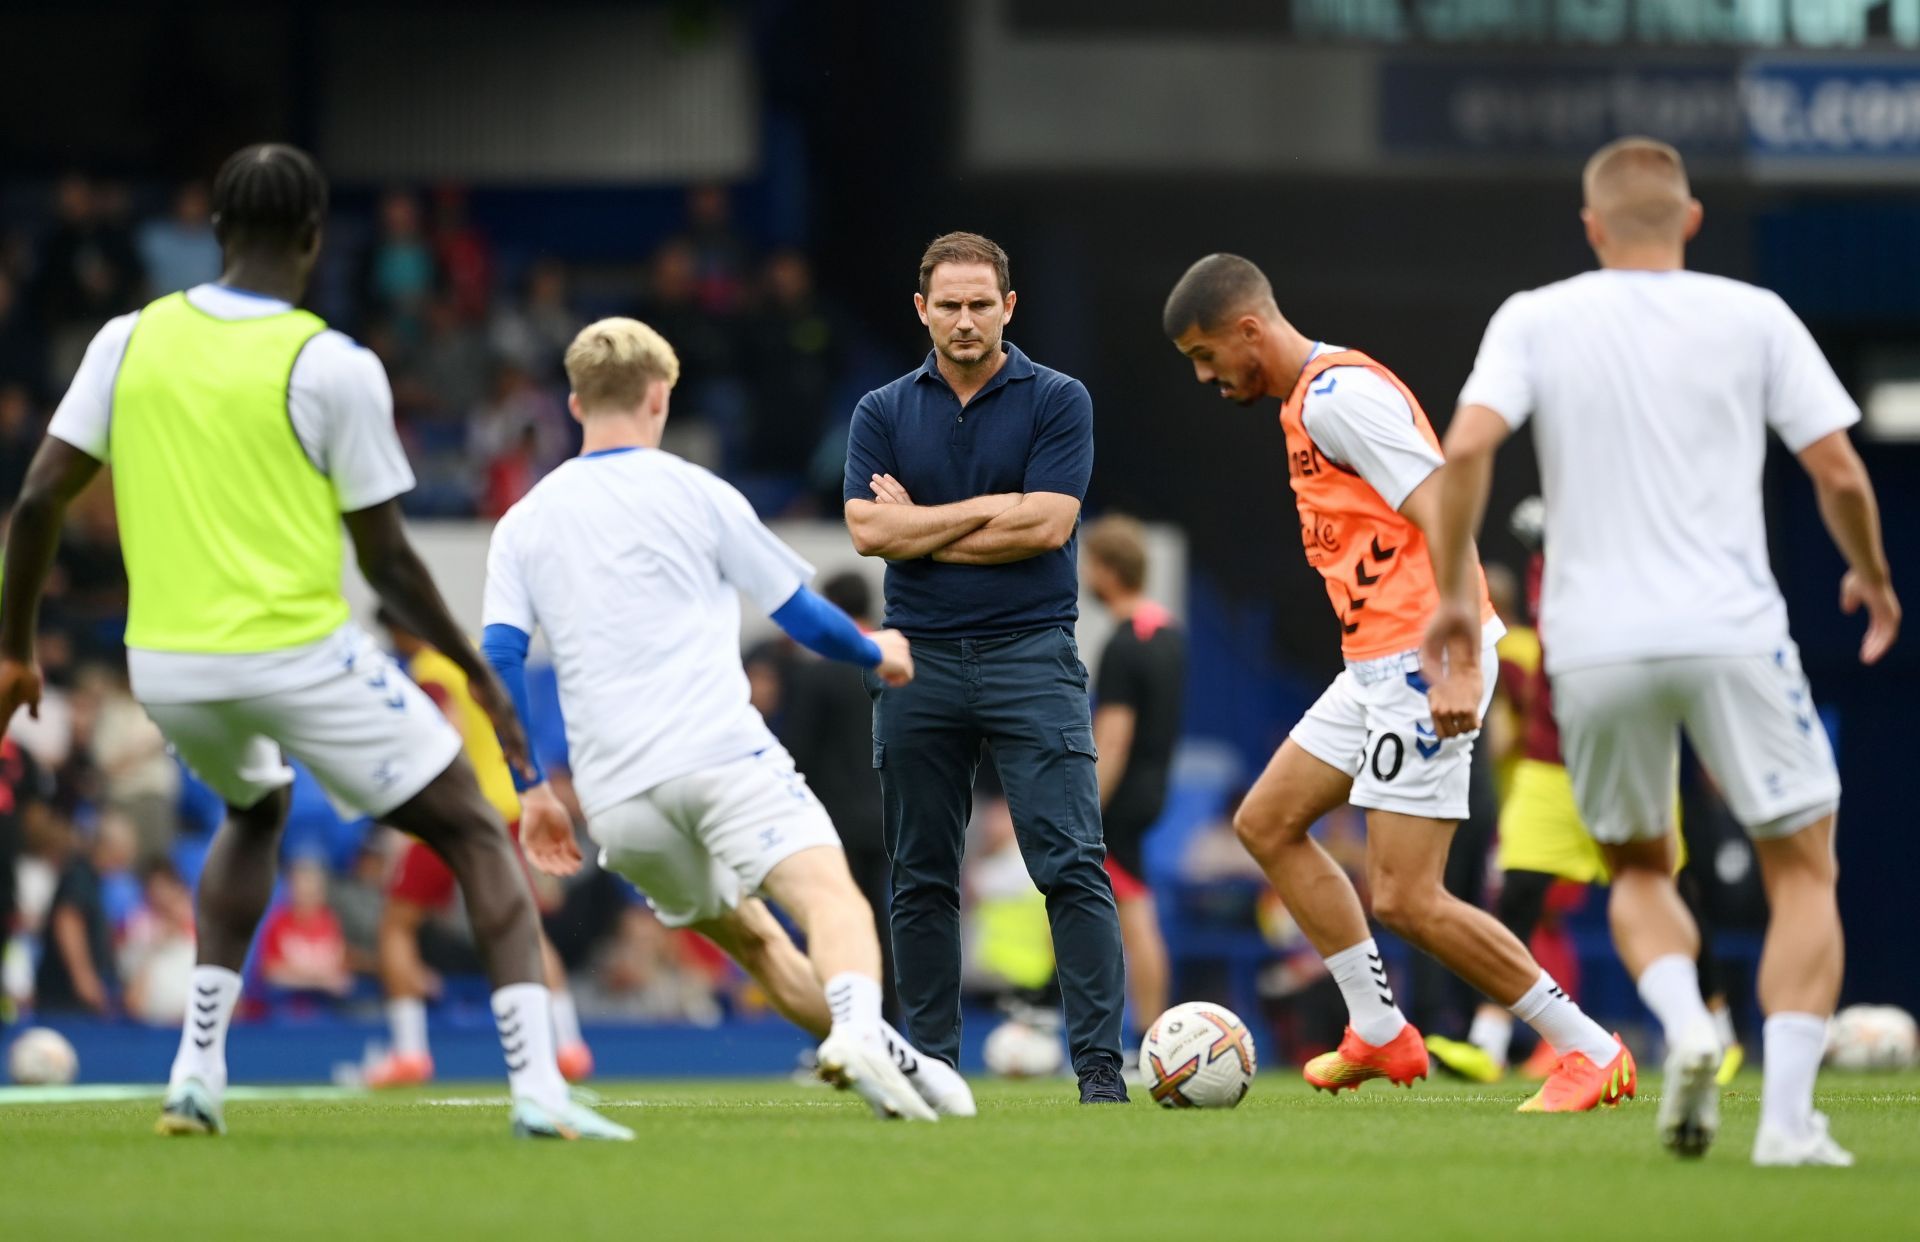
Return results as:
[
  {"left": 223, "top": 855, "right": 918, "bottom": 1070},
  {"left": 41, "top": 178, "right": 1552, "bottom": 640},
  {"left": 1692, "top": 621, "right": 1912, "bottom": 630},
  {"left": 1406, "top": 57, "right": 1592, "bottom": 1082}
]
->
[{"left": 0, "top": 174, "right": 853, "bottom": 523}]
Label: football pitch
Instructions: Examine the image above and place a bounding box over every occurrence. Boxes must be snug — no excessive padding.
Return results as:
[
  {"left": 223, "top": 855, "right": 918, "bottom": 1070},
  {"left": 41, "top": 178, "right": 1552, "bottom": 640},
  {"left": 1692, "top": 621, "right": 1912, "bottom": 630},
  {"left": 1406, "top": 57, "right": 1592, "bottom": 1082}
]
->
[{"left": 3, "top": 1073, "right": 1915, "bottom": 1241}]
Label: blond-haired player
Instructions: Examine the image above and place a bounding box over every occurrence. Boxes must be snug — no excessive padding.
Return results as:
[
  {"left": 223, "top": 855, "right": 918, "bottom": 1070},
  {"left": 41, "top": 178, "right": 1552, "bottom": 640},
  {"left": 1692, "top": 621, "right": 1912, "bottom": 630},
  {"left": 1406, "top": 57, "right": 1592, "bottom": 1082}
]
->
[
  {"left": 488, "top": 318, "right": 972, "bottom": 1120},
  {"left": 1425, "top": 137, "right": 1899, "bottom": 1165}
]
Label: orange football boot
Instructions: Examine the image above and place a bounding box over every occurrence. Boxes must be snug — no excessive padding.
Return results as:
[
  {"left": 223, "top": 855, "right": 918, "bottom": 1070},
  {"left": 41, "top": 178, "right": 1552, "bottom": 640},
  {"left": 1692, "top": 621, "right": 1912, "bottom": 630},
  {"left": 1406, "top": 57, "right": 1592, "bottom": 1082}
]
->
[
  {"left": 1517, "top": 1035, "right": 1636, "bottom": 1113},
  {"left": 557, "top": 1042, "right": 595, "bottom": 1084},
  {"left": 365, "top": 1051, "right": 434, "bottom": 1089},
  {"left": 1304, "top": 1024, "right": 1430, "bottom": 1093},
  {"left": 1518, "top": 1039, "right": 1560, "bottom": 1081}
]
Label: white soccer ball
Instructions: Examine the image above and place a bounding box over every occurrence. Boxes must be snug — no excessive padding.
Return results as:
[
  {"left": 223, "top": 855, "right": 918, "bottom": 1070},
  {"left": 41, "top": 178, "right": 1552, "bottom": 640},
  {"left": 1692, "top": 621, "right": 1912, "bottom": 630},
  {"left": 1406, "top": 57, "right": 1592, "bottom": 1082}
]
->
[
  {"left": 982, "top": 1020, "right": 1066, "bottom": 1078},
  {"left": 7, "top": 1027, "right": 79, "bottom": 1085},
  {"left": 1825, "top": 1005, "right": 1918, "bottom": 1072},
  {"left": 1140, "top": 1001, "right": 1257, "bottom": 1108}
]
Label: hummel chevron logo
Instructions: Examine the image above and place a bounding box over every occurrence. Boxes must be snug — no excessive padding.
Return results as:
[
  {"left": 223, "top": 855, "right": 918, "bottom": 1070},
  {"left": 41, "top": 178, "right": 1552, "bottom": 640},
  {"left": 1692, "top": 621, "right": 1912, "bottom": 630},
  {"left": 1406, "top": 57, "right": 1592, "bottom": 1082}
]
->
[
  {"left": 1311, "top": 374, "right": 1338, "bottom": 396},
  {"left": 194, "top": 1037, "right": 213, "bottom": 1050},
  {"left": 195, "top": 1001, "right": 218, "bottom": 1016},
  {"left": 1370, "top": 536, "right": 1397, "bottom": 561},
  {"left": 195, "top": 984, "right": 220, "bottom": 997},
  {"left": 1415, "top": 722, "right": 1442, "bottom": 761},
  {"left": 1355, "top": 559, "right": 1381, "bottom": 588},
  {"left": 502, "top": 1041, "right": 526, "bottom": 1058},
  {"left": 194, "top": 1019, "right": 216, "bottom": 1033},
  {"left": 505, "top": 1058, "right": 527, "bottom": 1073},
  {"left": 499, "top": 1022, "right": 522, "bottom": 1040}
]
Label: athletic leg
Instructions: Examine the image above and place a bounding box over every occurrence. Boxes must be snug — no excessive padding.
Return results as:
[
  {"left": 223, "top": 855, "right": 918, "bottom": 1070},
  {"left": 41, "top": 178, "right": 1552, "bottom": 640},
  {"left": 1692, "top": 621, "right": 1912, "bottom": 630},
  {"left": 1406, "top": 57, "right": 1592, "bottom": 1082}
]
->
[
  {"left": 1115, "top": 891, "right": 1171, "bottom": 1036},
  {"left": 1751, "top": 814, "right": 1848, "bottom": 1163}
]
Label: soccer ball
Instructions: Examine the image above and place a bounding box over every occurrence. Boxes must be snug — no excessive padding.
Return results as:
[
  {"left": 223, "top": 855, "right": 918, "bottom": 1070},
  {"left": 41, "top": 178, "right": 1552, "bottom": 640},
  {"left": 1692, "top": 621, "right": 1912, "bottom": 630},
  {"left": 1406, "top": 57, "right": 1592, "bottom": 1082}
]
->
[
  {"left": 982, "top": 1020, "right": 1066, "bottom": 1078},
  {"left": 7, "top": 1027, "right": 79, "bottom": 1085},
  {"left": 1140, "top": 1001, "right": 1257, "bottom": 1108},
  {"left": 1825, "top": 1005, "right": 1918, "bottom": 1072}
]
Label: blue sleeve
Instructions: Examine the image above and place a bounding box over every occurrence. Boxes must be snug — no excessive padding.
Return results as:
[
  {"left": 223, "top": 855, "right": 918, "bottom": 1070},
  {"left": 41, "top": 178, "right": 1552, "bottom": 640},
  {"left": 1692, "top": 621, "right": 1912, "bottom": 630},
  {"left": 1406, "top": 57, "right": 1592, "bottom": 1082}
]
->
[
  {"left": 480, "top": 623, "right": 548, "bottom": 792},
  {"left": 771, "top": 586, "right": 883, "bottom": 668},
  {"left": 842, "top": 392, "right": 891, "bottom": 503},
  {"left": 1022, "top": 378, "right": 1093, "bottom": 499}
]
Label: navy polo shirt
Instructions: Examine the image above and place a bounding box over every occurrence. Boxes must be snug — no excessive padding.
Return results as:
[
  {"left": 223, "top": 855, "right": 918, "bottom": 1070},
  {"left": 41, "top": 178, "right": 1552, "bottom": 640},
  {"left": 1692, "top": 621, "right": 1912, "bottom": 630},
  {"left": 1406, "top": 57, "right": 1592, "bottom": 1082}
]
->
[{"left": 843, "top": 341, "right": 1093, "bottom": 638}]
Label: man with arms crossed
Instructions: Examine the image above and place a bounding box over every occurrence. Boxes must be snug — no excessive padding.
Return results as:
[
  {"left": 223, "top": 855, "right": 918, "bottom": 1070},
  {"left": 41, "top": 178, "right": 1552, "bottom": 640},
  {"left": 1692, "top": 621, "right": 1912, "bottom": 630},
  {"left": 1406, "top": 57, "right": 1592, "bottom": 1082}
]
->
[
  {"left": 0, "top": 144, "right": 626, "bottom": 1140},
  {"left": 844, "top": 233, "right": 1128, "bottom": 1102},
  {"left": 1425, "top": 137, "right": 1897, "bottom": 1165},
  {"left": 491, "top": 318, "right": 972, "bottom": 1121},
  {"left": 1163, "top": 254, "right": 1630, "bottom": 1112}
]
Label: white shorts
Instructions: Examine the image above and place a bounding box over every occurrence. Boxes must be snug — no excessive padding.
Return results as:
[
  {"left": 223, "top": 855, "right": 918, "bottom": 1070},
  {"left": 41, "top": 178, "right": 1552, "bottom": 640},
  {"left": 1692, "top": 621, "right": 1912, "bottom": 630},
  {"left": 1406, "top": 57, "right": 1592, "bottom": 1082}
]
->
[
  {"left": 588, "top": 746, "right": 842, "bottom": 928},
  {"left": 1553, "top": 645, "right": 1840, "bottom": 844},
  {"left": 1290, "top": 639, "right": 1499, "bottom": 822},
  {"left": 142, "top": 629, "right": 463, "bottom": 818}
]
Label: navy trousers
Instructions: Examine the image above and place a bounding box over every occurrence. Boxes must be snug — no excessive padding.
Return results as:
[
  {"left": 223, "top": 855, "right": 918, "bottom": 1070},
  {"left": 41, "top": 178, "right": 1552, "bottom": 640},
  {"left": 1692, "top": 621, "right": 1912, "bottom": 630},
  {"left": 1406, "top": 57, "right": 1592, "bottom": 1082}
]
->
[{"left": 868, "top": 627, "right": 1125, "bottom": 1075}]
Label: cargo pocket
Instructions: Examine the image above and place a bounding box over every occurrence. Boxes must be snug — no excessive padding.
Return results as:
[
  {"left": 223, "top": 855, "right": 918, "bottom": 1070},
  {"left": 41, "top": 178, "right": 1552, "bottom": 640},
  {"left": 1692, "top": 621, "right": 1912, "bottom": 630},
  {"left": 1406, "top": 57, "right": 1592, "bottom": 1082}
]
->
[
  {"left": 871, "top": 740, "right": 887, "bottom": 770},
  {"left": 1060, "top": 726, "right": 1102, "bottom": 843}
]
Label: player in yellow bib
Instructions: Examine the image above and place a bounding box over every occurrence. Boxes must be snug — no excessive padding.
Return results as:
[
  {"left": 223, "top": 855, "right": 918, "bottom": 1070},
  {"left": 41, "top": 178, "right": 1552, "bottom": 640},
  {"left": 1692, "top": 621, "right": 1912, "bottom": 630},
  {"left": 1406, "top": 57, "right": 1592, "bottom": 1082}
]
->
[{"left": 0, "top": 144, "right": 626, "bottom": 1141}]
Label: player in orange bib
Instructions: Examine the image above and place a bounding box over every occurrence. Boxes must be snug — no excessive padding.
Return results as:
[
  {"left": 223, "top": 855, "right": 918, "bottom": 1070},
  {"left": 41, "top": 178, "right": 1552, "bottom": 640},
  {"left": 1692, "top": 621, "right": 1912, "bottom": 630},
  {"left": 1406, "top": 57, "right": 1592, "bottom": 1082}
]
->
[{"left": 1163, "top": 255, "right": 1632, "bottom": 1112}]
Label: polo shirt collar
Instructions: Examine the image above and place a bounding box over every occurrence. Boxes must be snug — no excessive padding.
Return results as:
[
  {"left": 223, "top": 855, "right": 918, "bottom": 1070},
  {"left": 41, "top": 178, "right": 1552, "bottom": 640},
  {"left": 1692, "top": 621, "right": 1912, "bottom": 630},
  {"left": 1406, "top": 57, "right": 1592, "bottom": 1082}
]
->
[{"left": 915, "top": 341, "right": 1036, "bottom": 397}]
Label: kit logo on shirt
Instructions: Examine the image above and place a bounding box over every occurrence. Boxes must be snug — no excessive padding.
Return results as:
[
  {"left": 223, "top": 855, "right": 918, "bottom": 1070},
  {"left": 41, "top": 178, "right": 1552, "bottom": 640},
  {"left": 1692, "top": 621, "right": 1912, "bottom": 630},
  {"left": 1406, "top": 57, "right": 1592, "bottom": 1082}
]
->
[{"left": 1299, "top": 508, "right": 1341, "bottom": 562}]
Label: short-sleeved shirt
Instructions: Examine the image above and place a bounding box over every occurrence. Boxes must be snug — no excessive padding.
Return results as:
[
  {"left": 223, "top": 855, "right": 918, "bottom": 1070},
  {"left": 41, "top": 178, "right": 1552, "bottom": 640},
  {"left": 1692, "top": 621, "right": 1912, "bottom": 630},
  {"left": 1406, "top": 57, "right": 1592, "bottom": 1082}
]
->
[
  {"left": 843, "top": 342, "right": 1093, "bottom": 638},
  {"left": 484, "top": 446, "right": 814, "bottom": 818},
  {"left": 46, "top": 283, "right": 417, "bottom": 704},
  {"left": 1458, "top": 270, "right": 1859, "bottom": 673},
  {"left": 1095, "top": 599, "right": 1186, "bottom": 870}
]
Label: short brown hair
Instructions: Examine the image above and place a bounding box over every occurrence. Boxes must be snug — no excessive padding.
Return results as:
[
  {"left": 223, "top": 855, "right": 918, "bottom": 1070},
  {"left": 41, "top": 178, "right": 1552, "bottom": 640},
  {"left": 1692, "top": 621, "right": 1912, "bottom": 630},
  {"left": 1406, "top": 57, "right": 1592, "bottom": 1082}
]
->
[
  {"left": 1082, "top": 514, "right": 1149, "bottom": 592},
  {"left": 1582, "top": 137, "right": 1691, "bottom": 243},
  {"left": 564, "top": 317, "right": 680, "bottom": 412},
  {"left": 918, "top": 231, "right": 1010, "bottom": 297},
  {"left": 1163, "top": 253, "right": 1274, "bottom": 339}
]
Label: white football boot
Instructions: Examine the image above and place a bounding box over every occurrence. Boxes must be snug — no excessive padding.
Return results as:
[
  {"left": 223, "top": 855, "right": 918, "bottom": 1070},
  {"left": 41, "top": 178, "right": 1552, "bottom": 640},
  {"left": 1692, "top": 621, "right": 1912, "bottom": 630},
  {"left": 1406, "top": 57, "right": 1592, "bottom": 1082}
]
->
[
  {"left": 880, "top": 1022, "right": 977, "bottom": 1118},
  {"left": 817, "top": 1029, "right": 939, "bottom": 1122},
  {"left": 1658, "top": 1026, "right": 1723, "bottom": 1159},
  {"left": 1753, "top": 1111, "right": 1855, "bottom": 1167}
]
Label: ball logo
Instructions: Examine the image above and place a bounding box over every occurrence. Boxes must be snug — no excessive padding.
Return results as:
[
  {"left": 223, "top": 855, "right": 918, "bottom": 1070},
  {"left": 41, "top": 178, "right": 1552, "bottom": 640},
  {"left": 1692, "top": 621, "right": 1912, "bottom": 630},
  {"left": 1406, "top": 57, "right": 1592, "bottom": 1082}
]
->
[{"left": 1141, "top": 1002, "right": 1257, "bottom": 1110}]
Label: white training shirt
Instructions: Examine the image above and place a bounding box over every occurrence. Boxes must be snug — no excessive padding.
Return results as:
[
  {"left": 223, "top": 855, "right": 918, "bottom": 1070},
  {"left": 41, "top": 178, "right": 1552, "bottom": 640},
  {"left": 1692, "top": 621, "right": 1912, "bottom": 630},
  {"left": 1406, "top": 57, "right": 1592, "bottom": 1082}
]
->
[
  {"left": 1300, "top": 343, "right": 1446, "bottom": 511},
  {"left": 1458, "top": 269, "right": 1859, "bottom": 674},
  {"left": 483, "top": 447, "right": 814, "bottom": 818},
  {"left": 46, "top": 284, "right": 416, "bottom": 704}
]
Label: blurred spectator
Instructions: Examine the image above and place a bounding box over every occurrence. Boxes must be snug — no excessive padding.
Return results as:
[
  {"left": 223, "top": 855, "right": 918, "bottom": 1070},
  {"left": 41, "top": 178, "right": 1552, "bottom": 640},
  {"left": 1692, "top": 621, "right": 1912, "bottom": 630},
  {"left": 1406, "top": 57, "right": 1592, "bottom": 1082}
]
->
[
  {"left": 679, "top": 182, "right": 751, "bottom": 316},
  {"left": 962, "top": 793, "right": 1055, "bottom": 998},
  {"left": 414, "top": 295, "right": 492, "bottom": 419},
  {"left": 0, "top": 273, "right": 42, "bottom": 395},
  {"left": 136, "top": 181, "right": 222, "bottom": 297},
  {"left": 1, "top": 382, "right": 41, "bottom": 503},
  {"left": 743, "top": 249, "right": 841, "bottom": 482},
  {"left": 635, "top": 237, "right": 740, "bottom": 459},
  {"left": 30, "top": 174, "right": 140, "bottom": 389},
  {"left": 431, "top": 185, "right": 494, "bottom": 323},
  {"left": 49, "top": 481, "right": 127, "bottom": 665},
  {"left": 331, "top": 840, "right": 391, "bottom": 978},
  {"left": 780, "top": 570, "right": 894, "bottom": 1017},
  {"left": 361, "top": 189, "right": 436, "bottom": 344},
  {"left": 257, "top": 858, "right": 352, "bottom": 997},
  {"left": 120, "top": 860, "right": 197, "bottom": 1026},
  {"left": 81, "top": 664, "right": 179, "bottom": 864},
  {"left": 470, "top": 362, "right": 570, "bottom": 517},
  {"left": 490, "top": 259, "right": 579, "bottom": 382},
  {"left": 581, "top": 905, "right": 725, "bottom": 1024},
  {"left": 34, "top": 812, "right": 136, "bottom": 1015},
  {"left": 0, "top": 735, "right": 50, "bottom": 1020}
]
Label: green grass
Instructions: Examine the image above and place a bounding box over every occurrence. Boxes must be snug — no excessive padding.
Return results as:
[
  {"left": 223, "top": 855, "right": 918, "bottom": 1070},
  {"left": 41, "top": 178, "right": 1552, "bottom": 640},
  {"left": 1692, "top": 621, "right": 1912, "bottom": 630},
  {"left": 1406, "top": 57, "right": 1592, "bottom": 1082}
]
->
[{"left": 2, "top": 1073, "right": 1916, "bottom": 1241}]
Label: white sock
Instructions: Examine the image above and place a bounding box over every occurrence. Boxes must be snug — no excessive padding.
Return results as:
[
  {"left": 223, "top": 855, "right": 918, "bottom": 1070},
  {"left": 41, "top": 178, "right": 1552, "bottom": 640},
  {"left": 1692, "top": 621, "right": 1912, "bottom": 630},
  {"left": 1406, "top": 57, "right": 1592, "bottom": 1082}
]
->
[
  {"left": 1510, "top": 971, "right": 1618, "bottom": 1064},
  {"left": 1468, "top": 1008, "right": 1514, "bottom": 1067},
  {"left": 1711, "top": 1004, "right": 1737, "bottom": 1050},
  {"left": 1761, "top": 1013, "right": 1828, "bottom": 1139},
  {"left": 825, "top": 972, "right": 884, "bottom": 1035},
  {"left": 1325, "top": 939, "right": 1407, "bottom": 1047},
  {"left": 551, "top": 990, "right": 584, "bottom": 1048},
  {"left": 492, "top": 983, "right": 568, "bottom": 1111},
  {"left": 169, "top": 966, "right": 242, "bottom": 1095},
  {"left": 1636, "top": 954, "right": 1717, "bottom": 1049},
  {"left": 388, "top": 997, "right": 429, "bottom": 1058}
]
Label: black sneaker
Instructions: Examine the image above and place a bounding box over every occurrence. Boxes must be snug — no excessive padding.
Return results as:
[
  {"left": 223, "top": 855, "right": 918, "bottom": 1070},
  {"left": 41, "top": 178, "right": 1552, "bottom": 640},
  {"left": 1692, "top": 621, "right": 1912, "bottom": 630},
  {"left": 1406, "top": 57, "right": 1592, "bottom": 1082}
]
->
[{"left": 1078, "top": 1065, "right": 1130, "bottom": 1104}]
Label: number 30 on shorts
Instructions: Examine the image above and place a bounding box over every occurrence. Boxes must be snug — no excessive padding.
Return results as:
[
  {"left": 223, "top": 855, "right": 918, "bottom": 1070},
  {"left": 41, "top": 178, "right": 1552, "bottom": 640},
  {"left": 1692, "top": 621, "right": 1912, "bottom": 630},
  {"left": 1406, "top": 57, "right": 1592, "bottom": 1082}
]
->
[{"left": 1367, "top": 732, "right": 1405, "bottom": 783}]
